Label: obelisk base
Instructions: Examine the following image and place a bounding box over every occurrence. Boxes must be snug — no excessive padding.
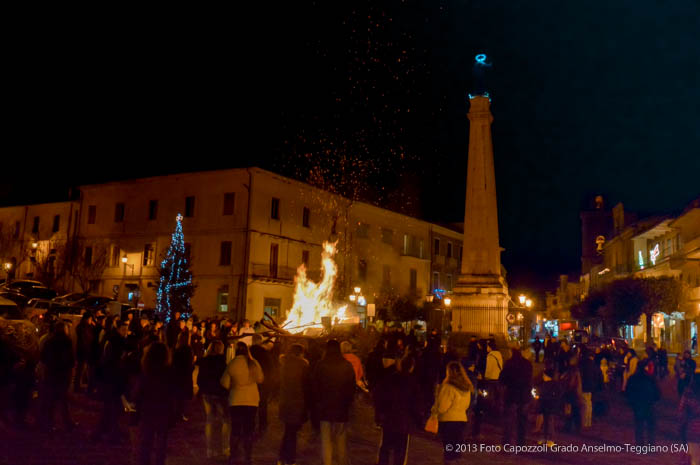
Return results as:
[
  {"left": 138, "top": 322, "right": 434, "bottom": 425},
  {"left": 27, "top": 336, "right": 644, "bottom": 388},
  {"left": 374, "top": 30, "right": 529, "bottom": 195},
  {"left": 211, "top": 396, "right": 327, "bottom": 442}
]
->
[{"left": 450, "top": 274, "right": 509, "bottom": 337}]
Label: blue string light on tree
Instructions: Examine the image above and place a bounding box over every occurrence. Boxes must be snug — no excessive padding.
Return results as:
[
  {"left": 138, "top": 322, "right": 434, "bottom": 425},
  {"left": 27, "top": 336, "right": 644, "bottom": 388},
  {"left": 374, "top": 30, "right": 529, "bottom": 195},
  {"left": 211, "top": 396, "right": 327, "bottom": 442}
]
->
[{"left": 156, "top": 213, "right": 195, "bottom": 323}]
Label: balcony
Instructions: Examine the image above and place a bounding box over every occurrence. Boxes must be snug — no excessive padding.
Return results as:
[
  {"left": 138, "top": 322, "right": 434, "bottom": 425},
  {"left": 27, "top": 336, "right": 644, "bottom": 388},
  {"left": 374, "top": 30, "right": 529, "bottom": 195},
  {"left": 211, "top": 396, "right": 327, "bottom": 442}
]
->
[
  {"left": 401, "top": 246, "right": 427, "bottom": 260},
  {"left": 251, "top": 264, "right": 296, "bottom": 282}
]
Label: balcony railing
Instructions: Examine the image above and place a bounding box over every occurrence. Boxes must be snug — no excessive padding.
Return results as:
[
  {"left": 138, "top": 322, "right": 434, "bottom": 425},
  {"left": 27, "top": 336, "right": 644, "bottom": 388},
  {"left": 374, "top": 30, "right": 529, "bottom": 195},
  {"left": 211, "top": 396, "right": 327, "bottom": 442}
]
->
[
  {"left": 401, "top": 247, "right": 426, "bottom": 259},
  {"left": 250, "top": 263, "right": 320, "bottom": 282}
]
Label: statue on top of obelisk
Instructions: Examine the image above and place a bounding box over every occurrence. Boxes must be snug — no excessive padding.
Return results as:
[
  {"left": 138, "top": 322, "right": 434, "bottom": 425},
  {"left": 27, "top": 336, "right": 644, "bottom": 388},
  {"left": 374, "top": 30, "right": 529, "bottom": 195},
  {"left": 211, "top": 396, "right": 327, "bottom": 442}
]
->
[{"left": 450, "top": 53, "right": 509, "bottom": 337}]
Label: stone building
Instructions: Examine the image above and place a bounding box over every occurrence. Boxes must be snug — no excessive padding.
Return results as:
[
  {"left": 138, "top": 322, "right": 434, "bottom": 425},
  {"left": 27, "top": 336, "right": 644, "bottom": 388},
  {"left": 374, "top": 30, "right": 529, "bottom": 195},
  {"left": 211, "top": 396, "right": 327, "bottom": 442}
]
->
[{"left": 1, "top": 168, "right": 462, "bottom": 323}]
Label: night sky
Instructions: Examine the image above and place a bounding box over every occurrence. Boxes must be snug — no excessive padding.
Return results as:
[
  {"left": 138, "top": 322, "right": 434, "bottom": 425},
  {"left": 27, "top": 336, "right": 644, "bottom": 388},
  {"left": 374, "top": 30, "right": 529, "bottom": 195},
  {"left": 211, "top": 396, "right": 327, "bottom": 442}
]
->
[{"left": 4, "top": 1, "right": 699, "bottom": 294}]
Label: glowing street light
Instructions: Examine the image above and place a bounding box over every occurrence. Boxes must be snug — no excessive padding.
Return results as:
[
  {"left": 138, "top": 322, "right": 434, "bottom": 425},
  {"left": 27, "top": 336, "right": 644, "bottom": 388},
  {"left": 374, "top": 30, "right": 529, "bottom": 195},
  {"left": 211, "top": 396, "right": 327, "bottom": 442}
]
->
[
  {"left": 444, "top": 297, "right": 452, "bottom": 307},
  {"left": 354, "top": 286, "right": 361, "bottom": 294},
  {"left": 121, "top": 256, "right": 128, "bottom": 264},
  {"left": 519, "top": 294, "right": 526, "bottom": 305},
  {"left": 349, "top": 294, "right": 356, "bottom": 302},
  {"left": 526, "top": 299, "right": 533, "bottom": 308},
  {"left": 31, "top": 242, "right": 39, "bottom": 249}
]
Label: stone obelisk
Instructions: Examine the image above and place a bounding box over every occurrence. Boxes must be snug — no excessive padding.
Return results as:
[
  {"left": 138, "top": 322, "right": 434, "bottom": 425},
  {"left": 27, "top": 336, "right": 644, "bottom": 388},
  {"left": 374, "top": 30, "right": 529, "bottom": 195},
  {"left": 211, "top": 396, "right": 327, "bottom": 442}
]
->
[{"left": 451, "top": 54, "right": 509, "bottom": 336}]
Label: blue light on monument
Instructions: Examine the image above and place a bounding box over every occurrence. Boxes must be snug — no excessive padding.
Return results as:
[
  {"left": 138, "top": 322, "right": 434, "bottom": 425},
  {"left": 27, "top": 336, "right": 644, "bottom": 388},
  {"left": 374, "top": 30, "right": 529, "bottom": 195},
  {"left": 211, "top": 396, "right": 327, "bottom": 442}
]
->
[{"left": 475, "top": 54, "right": 487, "bottom": 64}]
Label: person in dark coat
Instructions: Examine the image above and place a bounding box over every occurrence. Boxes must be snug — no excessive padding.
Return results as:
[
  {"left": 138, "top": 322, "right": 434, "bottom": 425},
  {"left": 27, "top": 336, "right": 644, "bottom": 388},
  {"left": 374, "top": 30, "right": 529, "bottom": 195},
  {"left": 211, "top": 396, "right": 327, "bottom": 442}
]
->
[
  {"left": 136, "top": 342, "right": 176, "bottom": 465},
  {"left": 172, "top": 331, "right": 194, "bottom": 422},
  {"left": 249, "top": 334, "right": 275, "bottom": 434},
  {"left": 366, "top": 339, "right": 387, "bottom": 392},
  {"left": 374, "top": 355, "right": 422, "bottom": 465},
  {"left": 657, "top": 345, "right": 668, "bottom": 379},
  {"left": 677, "top": 351, "right": 696, "bottom": 397},
  {"left": 197, "top": 340, "right": 229, "bottom": 459},
  {"left": 467, "top": 336, "right": 479, "bottom": 362},
  {"left": 92, "top": 320, "right": 129, "bottom": 441},
  {"left": 532, "top": 338, "right": 542, "bottom": 363},
  {"left": 278, "top": 344, "right": 311, "bottom": 465},
  {"left": 165, "top": 312, "right": 182, "bottom": 349},
  {"left": 313, "top": 339, "right": 356, "bottom": 465},
  {"left": 39, "top": 322, "right": 76, "bottom": 431},
  {"left": 580, "top": 349, "right": 603, "bottom": 428},
  {"left": 74, "top": 313, "right": 95, "bottom": 392},
  {"left": 625, "top": 360, "right": 661, "bottom": 445},
  {"left": 557, "top": 341, "right": 572, "bottom": 375},
  {"left": 561, "top": 356, "right": 583, "bottom": 434},
  {"left": 499, "top": 345, "right": 533, "bottom": 446},
  {"left": 535, "top": 368, "right": 562, "bottom": 445}
]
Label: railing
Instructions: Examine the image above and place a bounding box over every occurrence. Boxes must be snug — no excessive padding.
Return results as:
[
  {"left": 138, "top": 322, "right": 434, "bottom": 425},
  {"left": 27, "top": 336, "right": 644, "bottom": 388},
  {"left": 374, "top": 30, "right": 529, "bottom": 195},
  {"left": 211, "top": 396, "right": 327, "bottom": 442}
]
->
[
  {"left": 401, "top": 247, "right": 425, "bottom": 259},
  {"left": 250, "top": 263, "right": 320, "bottom": 282}
]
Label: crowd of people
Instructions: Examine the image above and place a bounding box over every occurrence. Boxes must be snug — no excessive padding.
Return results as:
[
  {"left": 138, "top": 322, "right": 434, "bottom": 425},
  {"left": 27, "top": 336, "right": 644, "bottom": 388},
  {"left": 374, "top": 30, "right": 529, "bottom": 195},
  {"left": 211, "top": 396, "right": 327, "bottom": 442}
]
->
[{"left": 3, "top": 312, "right": 700, "bottom": 464}]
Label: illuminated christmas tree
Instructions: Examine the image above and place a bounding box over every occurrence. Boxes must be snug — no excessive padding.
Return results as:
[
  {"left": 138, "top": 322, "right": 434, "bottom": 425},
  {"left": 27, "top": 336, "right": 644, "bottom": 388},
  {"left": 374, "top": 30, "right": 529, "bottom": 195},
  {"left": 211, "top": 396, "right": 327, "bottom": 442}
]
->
[{"left": 156, "top": 214, "right": 195, "bottom": 322}]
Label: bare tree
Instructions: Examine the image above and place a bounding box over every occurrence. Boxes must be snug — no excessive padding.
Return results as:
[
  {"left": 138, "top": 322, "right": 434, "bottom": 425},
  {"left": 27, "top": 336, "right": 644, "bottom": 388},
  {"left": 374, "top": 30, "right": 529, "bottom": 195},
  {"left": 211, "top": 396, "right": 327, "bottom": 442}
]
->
[{"left": 63, "top": 237, "right": 108, "bottom": 294}]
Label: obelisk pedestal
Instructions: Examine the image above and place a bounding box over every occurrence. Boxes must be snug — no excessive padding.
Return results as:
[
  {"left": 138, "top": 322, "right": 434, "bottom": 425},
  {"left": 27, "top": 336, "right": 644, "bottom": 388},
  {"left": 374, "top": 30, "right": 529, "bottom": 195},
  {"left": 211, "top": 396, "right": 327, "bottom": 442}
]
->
[{"left": 451, "top": 91, "right": 509, "bottom": 337}]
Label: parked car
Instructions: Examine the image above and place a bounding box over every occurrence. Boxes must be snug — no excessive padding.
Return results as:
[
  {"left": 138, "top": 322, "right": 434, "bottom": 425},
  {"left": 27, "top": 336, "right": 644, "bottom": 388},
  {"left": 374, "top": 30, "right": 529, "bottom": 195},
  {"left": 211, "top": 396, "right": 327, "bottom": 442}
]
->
[
  {"left": 25, "top": 298, "right": 53, "bottom": 323},
  {"left": 0, "top": 291, "right": 30, "bottom": 308},
  {"left": 69, "top": 296, "right": 115, "bottom": 312},
  {"left": 21, "top": 286, "right": 58, "bottom": 300},
  {"left": 0, "top": 296, "right": 23, "bottom": 320},
  {"left": 0, "top": 280, "right": 43, "bottom": 294},
  {"left": 52, "top": 292, "right": 87, "bottom": 305}
]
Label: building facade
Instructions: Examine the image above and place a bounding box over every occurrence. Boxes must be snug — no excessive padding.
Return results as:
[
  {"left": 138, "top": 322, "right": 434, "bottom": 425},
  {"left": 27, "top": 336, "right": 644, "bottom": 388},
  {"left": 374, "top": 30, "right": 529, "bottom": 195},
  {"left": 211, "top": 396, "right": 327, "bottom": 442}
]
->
[{"left": 1, "top": 168, "right": 462, "bottom": 323}]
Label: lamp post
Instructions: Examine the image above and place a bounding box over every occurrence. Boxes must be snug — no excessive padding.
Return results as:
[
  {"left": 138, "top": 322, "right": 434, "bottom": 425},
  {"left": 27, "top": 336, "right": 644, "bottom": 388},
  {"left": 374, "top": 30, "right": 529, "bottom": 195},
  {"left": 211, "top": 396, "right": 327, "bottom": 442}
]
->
[
  {"left": 443, "top": 297, "right": 452, "bottom": 335},
  {"left": 516, "top": 294, "right": 533, "bottom": 344},
  {"left": 3, "top": 262, "right": 12, "bottom": 284},
  {"left": 122, "top": 256, "right": 134, "bottom": 276}
]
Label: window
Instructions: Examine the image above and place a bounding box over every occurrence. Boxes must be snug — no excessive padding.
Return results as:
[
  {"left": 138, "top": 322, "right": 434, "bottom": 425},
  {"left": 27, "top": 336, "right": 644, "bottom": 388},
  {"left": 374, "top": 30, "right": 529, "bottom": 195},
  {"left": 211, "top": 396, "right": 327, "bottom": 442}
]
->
[
  {"left": 271, "top": 197, "right": 280, "bottom": 220},
  {"left": 217, "top": 285, "right": 229, "bottom": 312},
  {"left": 331, "top": 217, "right": 337, "bottom": 235},
  {"left": 52, "top": 215, "right": 60, "bottom": 233},
  {"left": 382, "top": 265, "right": 391, "bottom": 287},
  {"left": 220, "top": 241, "right": 232, "bottom": 266},
  {"left": 184, "top": 243, "right": 192, "bottom": 262},
  {"left": 143, "top": 243, "right": 155, "bottom": 267},
  {"left": 434, "top": 238, "right": 440, "bottom": 256},
  {"left": 148, "top": 200, "right": 158, "bottom": 220},
  {"left": 114, "top": 203, "right": 125, "bottom": 223},
  {"left": 302, "top": 250, "right": 310, "bottom": 267},
  {"left": 88, "top": 205, "right": 96, "bottom": 224},
  {"left": 358, "top": 259, "right": 367, "bottom": 281},
  {"left": 446, "top": 274, "right": 453, "bottom": 291},
  {"left": 14, "top": 221, "right": 20, "bottom": 239},
  {"left": 666, "top": 238, "right": 672, "bottom": 256},
  {"left": 111, "top": 245, "right": 121, "bottom": 267},
  {"left": 357, "top": 223, "right": 370, "bottom": 238},
  {"left": 381, "top": 228, "right": 393, "bottom": 244},
  {"left": 301, "top": 207, "right": 310, "bottom": 228},
  {"left": 264, "top": 297, "right": 281, "bottom": 318},
  {"left": 410, "top": 269, "right": 417, "bottom": 291},
  {"left": 85, "top": 246, "right": 93, "bottom": 266},
  {"left": 269, "top": 244, "right": 279, "bottom": 277},
  {"left": 432, "top": 272, "right": 440, "bottom": 290},
  {"left": 223, "top": 193, "right": 235, "bottom": 215},
  {"left": 457, "top": 245, "right": 462, "bottom": 262},
  {"left": 185, "top": 196, "right": 195, "bottom": 218},
  {"left": 447, "top": 242, "right": 452, "bottom": 258},
  {"left": 32, "top": 216, "right": 39, "bottom": 234}
]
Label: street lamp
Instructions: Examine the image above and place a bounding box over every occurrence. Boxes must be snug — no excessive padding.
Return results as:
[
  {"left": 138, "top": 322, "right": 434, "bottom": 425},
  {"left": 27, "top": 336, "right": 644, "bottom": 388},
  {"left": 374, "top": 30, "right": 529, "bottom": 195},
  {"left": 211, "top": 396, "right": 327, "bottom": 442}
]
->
[
  {"left": 122, "top": 256, "right": 134, "bottom": 275},
  {"left": 349, "top": 286, "right": 366, "bottom": 326},
  {"left": 3, "top": 262, "right": 12, "bottom": 284}
]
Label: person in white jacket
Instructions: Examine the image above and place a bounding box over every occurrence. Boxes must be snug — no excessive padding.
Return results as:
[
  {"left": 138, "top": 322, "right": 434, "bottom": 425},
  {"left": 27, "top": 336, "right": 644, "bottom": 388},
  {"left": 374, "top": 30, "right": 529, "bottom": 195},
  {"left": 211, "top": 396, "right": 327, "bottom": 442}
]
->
[
  {"left": 432, "top": 361, "right": 474, "bottom": 462},
  {"left": 221, "top": 341, "right": 264, "bottom": 465}
]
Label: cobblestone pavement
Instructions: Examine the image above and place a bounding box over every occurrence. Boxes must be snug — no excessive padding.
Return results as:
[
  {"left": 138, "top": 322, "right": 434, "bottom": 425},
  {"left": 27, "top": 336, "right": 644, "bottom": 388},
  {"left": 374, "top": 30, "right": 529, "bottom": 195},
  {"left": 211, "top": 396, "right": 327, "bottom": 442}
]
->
[{"left": 0, "top": 375, "right": 691, "bottom": 465}]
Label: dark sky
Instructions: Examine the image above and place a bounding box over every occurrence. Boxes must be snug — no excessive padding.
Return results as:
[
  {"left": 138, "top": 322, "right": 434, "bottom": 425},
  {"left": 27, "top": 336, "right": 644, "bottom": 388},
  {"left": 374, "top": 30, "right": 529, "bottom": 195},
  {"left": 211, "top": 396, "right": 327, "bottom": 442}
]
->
[{"left": 4, "top": 1, "right": 700, "bottom": 293}]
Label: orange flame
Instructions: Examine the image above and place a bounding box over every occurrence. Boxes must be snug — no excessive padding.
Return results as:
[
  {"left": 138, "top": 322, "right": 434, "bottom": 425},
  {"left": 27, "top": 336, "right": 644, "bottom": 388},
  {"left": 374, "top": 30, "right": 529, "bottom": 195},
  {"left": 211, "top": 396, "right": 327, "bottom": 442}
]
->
[{"left": 282, "top": 241, "right": 349, "bottom": 334}]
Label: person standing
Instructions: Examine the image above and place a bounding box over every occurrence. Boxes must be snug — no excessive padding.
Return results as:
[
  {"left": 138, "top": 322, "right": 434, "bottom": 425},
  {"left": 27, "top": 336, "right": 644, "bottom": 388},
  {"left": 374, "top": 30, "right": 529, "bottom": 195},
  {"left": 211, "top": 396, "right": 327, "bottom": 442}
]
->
[
  {"left": 536, "top": 368, "right": 561, "bottom": 446},
  {"left": 532, "top": 338, "right": 542, "bottom": 363},
  {"left": 622, "top": 349, "right": 640, "bottom": 392},
  {"left": 277, "top": 344, "right": 311, "bottom": 465},
  {"left": 39, "top": 322, "right": 76, "bottom": 431},
  {"left": 249, "top": 334, "right": 274, "bottom": 435},
  {"left": 74, "top": 313, "right": 95, "bottom": 393},
  {"left": 374, "top": 355, "right": 422, "bottom": 465},
  {"left": 483, "top": 340, "right": 503, "bottom": 413},
  {"left": 93, "top": 320, "right": 129, "bottom": 441},
  {"left": 432, "top": 361, "right": 473, "bottom": 463},
  {"left": 341, "top": 340, "right": 365, "bottom": 388},
  {"left": 580, "top": 349, "right": 603, "bottom": 428},
  {"left": 238, "top": 319, "right": 256, "bottom": 347},
  {"left": 173, "top": 331, "right": 194, "bottom": 422},
  {"left": 313, "top": 339, "right": 356, "bottom": 465},
  {"left": 165, "top": 312, "right": 182, "bottom": 349},
  {"left": 657, "top": 345, "right": 668, "bottom": 379},
  {"left": 499, "top": 344, "right": 533, "bottom": 446},
  {"left": 625, "top": 360, "right": 660, "bottom": 445},
  {"left": 679, "top": 374, "right": 700, "bottom": 462},
  {"left": 221, "top": 342, "right": 263, "bottom": 465},
  {"left": 136, "top": 342, "right": 176, "bottom": 465},
  {"left": 198, "top": 340, "right": 230, "bottom": 459},
  {"left": 561, "top": 356, "right": 583, "bottom": 434},
  {"left": 677, "top": 351, "right": 697, "bottom": 397}
]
